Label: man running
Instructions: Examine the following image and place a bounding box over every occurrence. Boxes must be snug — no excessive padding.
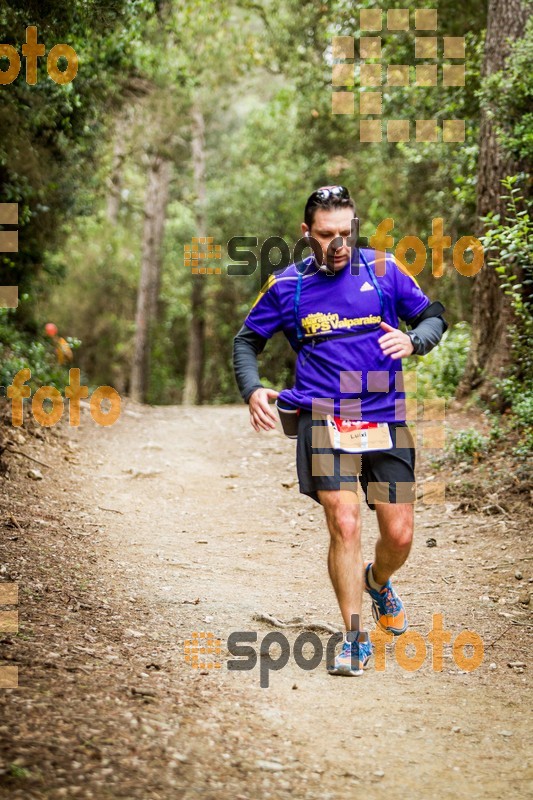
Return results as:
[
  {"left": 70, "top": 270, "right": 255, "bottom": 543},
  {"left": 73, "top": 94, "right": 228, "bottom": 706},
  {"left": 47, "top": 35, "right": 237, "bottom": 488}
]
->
[{"left": 233, "top": 186, "right": 447, "bottom": 676}]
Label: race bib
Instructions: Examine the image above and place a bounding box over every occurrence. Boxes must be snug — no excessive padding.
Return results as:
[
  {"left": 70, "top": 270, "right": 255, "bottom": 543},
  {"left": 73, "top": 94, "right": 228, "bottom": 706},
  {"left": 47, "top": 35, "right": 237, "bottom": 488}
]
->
[{"left": 326, "top": 416, "right": 393, "bottom": 453}]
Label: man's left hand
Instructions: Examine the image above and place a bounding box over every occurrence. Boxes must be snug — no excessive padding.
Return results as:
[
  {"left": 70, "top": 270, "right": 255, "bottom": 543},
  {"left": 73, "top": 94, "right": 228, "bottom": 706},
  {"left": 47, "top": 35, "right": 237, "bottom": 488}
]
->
[{"left": 378, "top": 321, "right": 414, "bottom": 359}]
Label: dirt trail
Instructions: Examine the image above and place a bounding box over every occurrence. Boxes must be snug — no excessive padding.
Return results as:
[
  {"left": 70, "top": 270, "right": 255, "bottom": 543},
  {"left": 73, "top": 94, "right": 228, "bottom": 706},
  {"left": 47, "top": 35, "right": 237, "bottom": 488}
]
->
[{"left": 1, "top": 402, "right": 531, "bottom": 799}]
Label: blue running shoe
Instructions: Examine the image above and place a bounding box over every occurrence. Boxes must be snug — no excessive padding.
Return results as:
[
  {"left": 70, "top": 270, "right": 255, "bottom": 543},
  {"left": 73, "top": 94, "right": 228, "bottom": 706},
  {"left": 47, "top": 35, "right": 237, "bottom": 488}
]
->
[
  {"left": 328, "top": 635, "right": 373, "bottom": 676},
  {"left": 364, "top": 561, "right": 408, "bottom": 635}
]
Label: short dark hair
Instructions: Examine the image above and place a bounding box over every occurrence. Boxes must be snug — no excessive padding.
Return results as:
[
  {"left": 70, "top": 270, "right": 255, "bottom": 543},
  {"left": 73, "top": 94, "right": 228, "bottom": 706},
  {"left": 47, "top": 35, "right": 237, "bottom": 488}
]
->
[{"left": 304, "top": 186, "right": 356, "bottom": 230}]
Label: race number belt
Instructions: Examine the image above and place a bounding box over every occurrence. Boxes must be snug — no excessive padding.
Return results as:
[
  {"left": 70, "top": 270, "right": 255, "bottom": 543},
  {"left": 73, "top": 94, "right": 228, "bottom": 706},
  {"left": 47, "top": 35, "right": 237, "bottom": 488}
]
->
[{"left": 326, "top": 417, "right": 393, "bottom": 453}]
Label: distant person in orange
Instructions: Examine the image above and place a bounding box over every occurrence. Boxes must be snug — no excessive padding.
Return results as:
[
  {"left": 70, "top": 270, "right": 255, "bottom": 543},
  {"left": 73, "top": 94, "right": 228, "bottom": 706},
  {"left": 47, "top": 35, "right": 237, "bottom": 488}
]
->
[{"left": 44, "top": 322, "right": 73, "bottom": 365}]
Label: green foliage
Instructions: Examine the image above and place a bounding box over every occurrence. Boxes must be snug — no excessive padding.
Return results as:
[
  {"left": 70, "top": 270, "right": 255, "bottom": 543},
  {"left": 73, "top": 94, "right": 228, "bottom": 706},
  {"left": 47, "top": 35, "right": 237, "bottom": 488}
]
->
[
  {"left": 405, "top": 322, "right": 471, "bottom": 399},
  {"left": 447, "top": 397, "right": 533, "bottom": 463},
  {"left": 0, "top": 0, "right": 155, "bottom": 317},
  {"left": 446, "top": 414, "right": 507, "bottom": 462},
  {"left": 448, "top": 427, "right": 488, "bottom": 460},
  {"left": 508, "top": 391, "right": 533, "bottom": 456},
  {"left": 480, "top": 174, "right": 533, "bottom": 454},
  {"left": 489, "top": 378, "right": 533, "bottom": 457},
  {"left": 0, "top": 309, "right": 74, "bottom": 389},
  {"left": 478, "top": 17, "right": 533, "bottom": 161},
  {"left": 45, "top": 214, "right": 139, "bottom": 391},
  {"left": 8, "top": 763, "right": 31, "bottom": 780},
  {"left": 486, "top": 176, "right": 533, "bottom": 381}
]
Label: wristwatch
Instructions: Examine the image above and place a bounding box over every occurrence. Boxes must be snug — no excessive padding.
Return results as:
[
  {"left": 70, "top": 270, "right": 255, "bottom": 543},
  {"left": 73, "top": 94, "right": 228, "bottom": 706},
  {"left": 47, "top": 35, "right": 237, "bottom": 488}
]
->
[{"left": 406, "top": 331, "right": 422, "bottom": 355}]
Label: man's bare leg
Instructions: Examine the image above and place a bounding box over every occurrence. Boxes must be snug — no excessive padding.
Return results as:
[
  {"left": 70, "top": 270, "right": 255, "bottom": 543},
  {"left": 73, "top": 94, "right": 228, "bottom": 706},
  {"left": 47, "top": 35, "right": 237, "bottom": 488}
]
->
[
  {"left": 318, "top": 488, "right": 364, "bottom": 632},
  {"left": 371, "top": 503, "right": 414, "bottom": 586}
]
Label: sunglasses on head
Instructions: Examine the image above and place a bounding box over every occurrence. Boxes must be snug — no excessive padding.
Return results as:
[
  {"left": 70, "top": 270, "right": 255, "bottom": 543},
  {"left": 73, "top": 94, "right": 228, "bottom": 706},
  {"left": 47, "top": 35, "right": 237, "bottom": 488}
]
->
[{"left": 306, "top": 185, "right": 351, "bottom": 205}]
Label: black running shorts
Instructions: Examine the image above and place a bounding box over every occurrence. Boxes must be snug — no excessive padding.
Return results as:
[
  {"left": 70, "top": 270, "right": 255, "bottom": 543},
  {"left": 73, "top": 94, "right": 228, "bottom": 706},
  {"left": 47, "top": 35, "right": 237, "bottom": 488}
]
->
[{"left": 296, "top": 410, "right": 416, "bottom": 509}]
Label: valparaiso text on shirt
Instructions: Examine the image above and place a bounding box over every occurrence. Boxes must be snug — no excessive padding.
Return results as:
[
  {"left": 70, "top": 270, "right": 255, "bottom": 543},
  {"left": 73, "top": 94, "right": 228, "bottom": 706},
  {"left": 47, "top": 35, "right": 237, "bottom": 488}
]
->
[{"left": 244, "top": 248, "right": 431, "bottom": 423}]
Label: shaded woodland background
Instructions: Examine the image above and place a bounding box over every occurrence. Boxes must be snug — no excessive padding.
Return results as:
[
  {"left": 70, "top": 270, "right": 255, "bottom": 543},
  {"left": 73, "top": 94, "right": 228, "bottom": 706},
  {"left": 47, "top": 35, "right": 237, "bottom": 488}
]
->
[{"left": 0, "top": 0, "right": 531, "bottom": 456}]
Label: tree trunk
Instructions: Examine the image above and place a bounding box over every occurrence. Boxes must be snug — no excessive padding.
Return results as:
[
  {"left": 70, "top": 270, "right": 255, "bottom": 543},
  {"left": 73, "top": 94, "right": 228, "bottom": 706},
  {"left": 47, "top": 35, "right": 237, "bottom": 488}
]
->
[
  {"left": 107, "top": 130, "right": 125, "bottom": 223},
  {"left": 183, "top": 103, "right": 207, "bottom": 406},
  {"left": 457, "top": 0, "right": 530, "bottom": 402},
  {"left": 130, "top": 153, "right": 172, "bottom": 402}
]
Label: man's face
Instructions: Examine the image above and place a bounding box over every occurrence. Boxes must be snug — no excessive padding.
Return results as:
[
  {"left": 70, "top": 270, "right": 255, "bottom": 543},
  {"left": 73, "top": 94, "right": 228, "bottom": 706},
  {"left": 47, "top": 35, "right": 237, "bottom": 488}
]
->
[{"left": 302, "top": 207, "right": 356, "bottom": 272}]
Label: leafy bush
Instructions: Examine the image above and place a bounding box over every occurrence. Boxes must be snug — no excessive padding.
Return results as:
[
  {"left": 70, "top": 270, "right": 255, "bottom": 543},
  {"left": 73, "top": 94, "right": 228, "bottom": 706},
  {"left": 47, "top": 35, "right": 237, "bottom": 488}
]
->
[
  {"left": 482, "top": 175, "right": 533, "bottom": 384},
  {"left": 404, "top": 321, "right": 471, "bottom": 400},
  {"left": 448, "top": 427, "right": 488, "bottom": 460},
  {"left": 510, "top": 391, "right": 533, "bottom": 456},
  {"left": 491, "top": 379, "right": 533, "bottom": 457},
  {"left": 478, "top": 17, "right": 533, "bottom": 162},
  {"left": 45, "top": 214, "right": 138, "bottom": 392},
  {"left": 480, "top": 174, "right": 533, "bottom": 454},
  {"left": 0, "top": 309, "right": 77, "bottom": 391}
]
